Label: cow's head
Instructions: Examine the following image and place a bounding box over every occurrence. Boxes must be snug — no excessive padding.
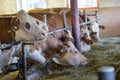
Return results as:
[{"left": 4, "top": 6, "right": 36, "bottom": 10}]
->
[
  {"left": 88, "top": 22, "right": 101, "bottom": 42},
  {"left": 81, "top": 26, "right": 93, "bottom": 45},
  {"left": 12, "top": 10, "right": 49, "bottom": 41},
  {"left": 60, "top": 30, "right": 74, "bottom": 42},
  {"left": 53, "top": 41, "right": 88, "bottom": 66}
]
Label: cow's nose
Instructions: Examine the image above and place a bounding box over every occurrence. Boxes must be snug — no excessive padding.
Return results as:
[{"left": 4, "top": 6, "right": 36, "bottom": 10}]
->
[{"left": 86, "top": 39, "right": 94, "bottom": 45}]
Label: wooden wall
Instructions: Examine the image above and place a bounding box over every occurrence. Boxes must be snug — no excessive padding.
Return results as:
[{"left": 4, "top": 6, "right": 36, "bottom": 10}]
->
[{"left": 0, "top": 17, "right": 13, "bottom": 44}]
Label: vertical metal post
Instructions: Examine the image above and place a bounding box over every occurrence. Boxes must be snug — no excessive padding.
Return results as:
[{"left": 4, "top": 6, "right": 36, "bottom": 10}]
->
[
  {"left": 21, "top": 43, "right": 27, "bottom": 80},
  {"left": 43, "top": 14, "right": 47, "bottom": 25},
  {"left": 95, "top": 10, "right": 98, "bottom": 23},
  {"left": 21, "top": 42, "right": 34, "bottom": 80},
  {"left": 62, "top": 12, "right": 67, "bottom": 28},
  {"left": 70, "top": 0, "right": 81, "bottom": 51},
  {"left": 83, "top": 10, "right": 87, "bottom": 22}
]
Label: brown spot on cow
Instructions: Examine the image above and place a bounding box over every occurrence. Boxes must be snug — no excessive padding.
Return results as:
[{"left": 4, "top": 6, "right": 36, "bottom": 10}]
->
[{"left": 25, "top": 22, "right": 31, "bottom": 30}]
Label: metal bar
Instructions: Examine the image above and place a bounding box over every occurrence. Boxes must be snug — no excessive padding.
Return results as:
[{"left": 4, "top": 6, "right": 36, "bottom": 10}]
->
[
  {"left": 62, "top": 12, "right": 67, "bottom": 28},
  {"left": 70, "top": 0, "right": 81, "bottom": 51},
  {"left": 83, "top": 10, "right": 88, "bottom": 22},
  {"left": 43, "top": 14, "right": 47, "bottom": 25},
  {"left": 87, "top": 14, "right": 96, "bottom": 16},
  {"left": 95, "top": 10, "right": 98, "bottom": 23},
  {"left": 21, "top": 43, "right": 27, "bottom": 80},
  {"left": 80, "top": 20, "right": 97, "bottom": 26},
  {"left": 21, "top": 42, "right": 34, "bottom": 80},
  {"left": 48, "top": 26, "right": 71, "bottom": 35}
]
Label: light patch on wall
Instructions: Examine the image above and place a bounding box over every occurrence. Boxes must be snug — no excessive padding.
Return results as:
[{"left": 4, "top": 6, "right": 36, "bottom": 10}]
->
[
  {"left": 0, "top": 0, "right": 17, "bottom": 15},
  {"left": 100, "top": 0, "right": 120, "bottom": 8}
]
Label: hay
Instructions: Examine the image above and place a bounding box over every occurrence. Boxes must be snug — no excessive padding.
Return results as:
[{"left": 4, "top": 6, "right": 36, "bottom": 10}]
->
[{"left": 0, "top": 37, "right": 120, "bottom": 80}]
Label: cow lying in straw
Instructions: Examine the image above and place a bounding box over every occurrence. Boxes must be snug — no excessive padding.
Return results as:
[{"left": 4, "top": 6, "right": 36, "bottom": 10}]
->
[
  {"left": 23, "top": 29, "right": 88, "bottom": 80},
  {"left": 25, "top": 30, "right": 88, "bottom": 67},
  {"left": 0, "top": 30, "right": 88, "bottom": 80}
]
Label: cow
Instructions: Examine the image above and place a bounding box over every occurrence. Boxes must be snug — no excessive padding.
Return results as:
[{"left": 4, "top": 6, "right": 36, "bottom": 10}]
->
[
  {"left": 25, "top": 30, "right": 88, "bottom": 67},
  {"left": 11, "top": 10, "right": 49, "bottom": 42},
  {"left": 79, "top": 14, "right": 105, "bottom": 42},
  {"left": 52, "top": 41, "right": 88, "bottom": 66},
  {"left": 78, "top": 16, "right": 93, "bottom": 52},
  {"left": 45, "top": 12, "right": 93, "bottom": 52},
  {"left": 28, "top": 9, "right": 93, "bottom": 53},
  {"left": 0, "top": 10, "right": 50, "bottom": 74}
]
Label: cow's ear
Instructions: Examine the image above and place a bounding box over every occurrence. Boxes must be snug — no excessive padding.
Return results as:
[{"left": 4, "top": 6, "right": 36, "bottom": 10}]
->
[{"left": 99, "top": 25, "right": 105, "bottom": 30}]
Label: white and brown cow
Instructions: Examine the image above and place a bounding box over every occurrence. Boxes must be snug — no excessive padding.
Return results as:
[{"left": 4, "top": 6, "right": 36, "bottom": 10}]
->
[
  {"left": 28, "top": 10, "right": 94, "bottom": 52},
  {"left": 52, "top": 41, "right": 88, "bottom": 66},
  {"left": 79, "top": 14, "right": 105, "bottom": 42},
  {"left": 25, "top": 30, "right": 88, "bottom": 67},
  {"left": 11, "top": 10, "right": 49, "bottom": 41},
  {"left": 0, "top": 10, "right": 50, "bottom": 73},
  {"left": 88, "top": 22, "right": 105, "bottom": 42}
]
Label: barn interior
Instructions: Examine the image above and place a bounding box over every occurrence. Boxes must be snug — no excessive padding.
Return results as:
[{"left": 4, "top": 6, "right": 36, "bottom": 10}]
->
[{"left": 0, "top": 0, "right": 120, "bottom": 80}]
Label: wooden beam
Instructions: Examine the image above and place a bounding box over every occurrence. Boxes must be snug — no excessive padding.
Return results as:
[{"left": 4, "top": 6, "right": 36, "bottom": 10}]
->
[{"left": 70, "top": 0, "right": 81, "bottom": 51}]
